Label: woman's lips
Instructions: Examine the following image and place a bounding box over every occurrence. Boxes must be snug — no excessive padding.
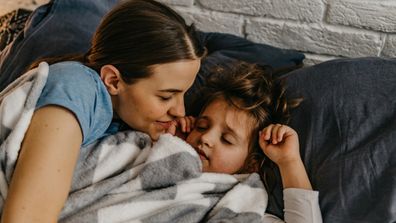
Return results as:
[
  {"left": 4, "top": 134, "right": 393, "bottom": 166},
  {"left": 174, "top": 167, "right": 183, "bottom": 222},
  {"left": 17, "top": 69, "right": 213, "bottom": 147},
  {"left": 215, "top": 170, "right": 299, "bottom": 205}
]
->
[{"left": 156, "top": 121, "right": 173, "bottom": 130}]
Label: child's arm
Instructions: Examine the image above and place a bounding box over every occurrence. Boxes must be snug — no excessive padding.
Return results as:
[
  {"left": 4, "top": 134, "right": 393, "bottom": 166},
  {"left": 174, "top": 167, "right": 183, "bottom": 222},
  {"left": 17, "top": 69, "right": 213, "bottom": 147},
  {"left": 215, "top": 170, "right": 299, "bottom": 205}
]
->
[
  {"left": 259, "top": 124, "right": 311, "bottom": 190},
  {"left": 259, "top": 124, "right": 322, "bottom": 223},
  {"left": 1, "top": 106, "right": 82, "bottom": 223}
]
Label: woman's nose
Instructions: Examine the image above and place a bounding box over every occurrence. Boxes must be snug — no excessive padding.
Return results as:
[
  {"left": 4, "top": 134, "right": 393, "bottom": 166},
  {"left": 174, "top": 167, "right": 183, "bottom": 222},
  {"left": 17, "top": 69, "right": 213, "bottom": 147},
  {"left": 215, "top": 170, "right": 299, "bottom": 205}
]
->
[{"left": 168, "top": 95, "right": 185, "bottom": 118}]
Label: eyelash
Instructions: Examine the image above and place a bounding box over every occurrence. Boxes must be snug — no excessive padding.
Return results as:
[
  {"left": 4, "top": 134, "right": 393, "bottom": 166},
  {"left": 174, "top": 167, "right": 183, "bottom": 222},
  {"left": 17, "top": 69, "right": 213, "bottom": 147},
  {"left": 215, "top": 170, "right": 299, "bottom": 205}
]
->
[
  {"left": 159, "top": 96, "right": 172, "bottom": 101},
  {"left": 195, "top": 126, "right": 206, "bottom": 131},
  {"left": 196, "top": 126, "right": 233, "bottom": 145},
  {"left": 221, "top": 136, "right": 232, "bottom": 145}
]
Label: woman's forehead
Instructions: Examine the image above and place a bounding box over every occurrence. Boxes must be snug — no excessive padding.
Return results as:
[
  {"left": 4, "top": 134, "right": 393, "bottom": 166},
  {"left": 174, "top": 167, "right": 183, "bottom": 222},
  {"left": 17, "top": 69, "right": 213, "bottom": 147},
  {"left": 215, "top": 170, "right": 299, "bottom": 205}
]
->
[{"left": 146, "top": 59, "right": 200, "bottom": 88}]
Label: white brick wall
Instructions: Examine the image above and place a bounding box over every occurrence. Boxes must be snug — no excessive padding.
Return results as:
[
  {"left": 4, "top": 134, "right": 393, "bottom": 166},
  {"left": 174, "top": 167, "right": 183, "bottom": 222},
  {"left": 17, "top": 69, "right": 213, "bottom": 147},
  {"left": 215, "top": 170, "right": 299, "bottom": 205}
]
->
[
  {"left": 3, "top": 0, "right": 395, "bottom": 65},
  {"left": 158, "top": 0, "right": 396, "bottom": 65}
]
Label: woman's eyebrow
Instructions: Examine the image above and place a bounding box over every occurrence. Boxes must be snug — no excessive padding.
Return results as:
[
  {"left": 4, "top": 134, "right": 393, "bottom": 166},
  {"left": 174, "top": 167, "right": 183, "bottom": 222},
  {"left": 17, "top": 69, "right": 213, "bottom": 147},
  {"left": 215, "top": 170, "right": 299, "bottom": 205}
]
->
[{"left": 158, "top": 89, "right": 182, "bottom": 93}]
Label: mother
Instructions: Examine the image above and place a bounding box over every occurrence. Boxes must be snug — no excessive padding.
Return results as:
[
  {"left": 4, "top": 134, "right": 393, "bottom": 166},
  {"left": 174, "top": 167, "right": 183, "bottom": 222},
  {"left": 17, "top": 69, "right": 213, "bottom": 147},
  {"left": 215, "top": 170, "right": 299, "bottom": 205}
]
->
[{"left": 1, "top": 0, "right": 205, "bottom": 222}]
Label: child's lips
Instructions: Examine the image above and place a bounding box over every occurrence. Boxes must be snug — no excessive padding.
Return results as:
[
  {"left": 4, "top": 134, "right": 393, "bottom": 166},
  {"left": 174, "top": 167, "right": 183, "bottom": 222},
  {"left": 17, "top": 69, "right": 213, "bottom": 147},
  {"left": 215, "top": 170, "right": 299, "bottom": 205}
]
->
[{"left": 195, "top": 148, "right": 208, "bottom": 160}]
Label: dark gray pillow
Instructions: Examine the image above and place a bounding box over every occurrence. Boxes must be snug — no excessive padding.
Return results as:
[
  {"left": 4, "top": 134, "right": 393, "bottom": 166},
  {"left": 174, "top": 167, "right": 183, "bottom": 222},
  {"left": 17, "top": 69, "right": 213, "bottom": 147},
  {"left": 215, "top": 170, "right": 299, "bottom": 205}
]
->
[{"left": 283, "top": 57, "right": 396, "bottom": 223}]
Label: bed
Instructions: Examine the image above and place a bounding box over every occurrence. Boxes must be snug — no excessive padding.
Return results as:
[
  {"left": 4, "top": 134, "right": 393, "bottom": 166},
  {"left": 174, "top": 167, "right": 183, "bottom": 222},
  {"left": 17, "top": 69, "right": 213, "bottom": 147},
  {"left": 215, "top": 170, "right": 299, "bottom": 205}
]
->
[{"left": 0, "top": 0, "right": 395, "bottom": 222}]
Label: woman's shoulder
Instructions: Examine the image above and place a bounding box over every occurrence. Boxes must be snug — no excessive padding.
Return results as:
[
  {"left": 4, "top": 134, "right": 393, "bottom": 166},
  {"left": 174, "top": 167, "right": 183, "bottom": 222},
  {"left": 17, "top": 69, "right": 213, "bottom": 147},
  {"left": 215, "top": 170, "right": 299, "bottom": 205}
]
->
[
  {"left": 48, "top": 61, "right": 98, "bottom": 78},
  {"left": 45, "top": 61, "right": 104, "bottom": 91}
]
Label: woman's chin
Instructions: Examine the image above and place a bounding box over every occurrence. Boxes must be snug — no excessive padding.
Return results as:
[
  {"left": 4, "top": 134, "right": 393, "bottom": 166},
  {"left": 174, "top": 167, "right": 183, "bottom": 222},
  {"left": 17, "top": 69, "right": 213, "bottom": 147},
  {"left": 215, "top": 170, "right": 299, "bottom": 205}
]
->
[{"left": 148, "top": 128, "right": 165, "bottom": 141}]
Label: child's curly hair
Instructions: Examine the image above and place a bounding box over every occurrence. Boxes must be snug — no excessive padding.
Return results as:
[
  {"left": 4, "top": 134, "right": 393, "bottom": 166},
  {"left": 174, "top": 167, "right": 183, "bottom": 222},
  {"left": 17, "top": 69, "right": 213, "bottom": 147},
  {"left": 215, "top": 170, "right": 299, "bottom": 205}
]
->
[{"left": 191, "top": 61, "right": 301, "bottom": 193}]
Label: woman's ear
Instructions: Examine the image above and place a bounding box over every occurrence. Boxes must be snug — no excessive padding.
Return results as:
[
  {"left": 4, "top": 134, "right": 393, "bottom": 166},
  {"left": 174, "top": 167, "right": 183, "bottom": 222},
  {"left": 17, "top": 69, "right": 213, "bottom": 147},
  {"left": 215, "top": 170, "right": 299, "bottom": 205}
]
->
[{"left": 100, "top": 65, "right": 122, "bottom": 95}]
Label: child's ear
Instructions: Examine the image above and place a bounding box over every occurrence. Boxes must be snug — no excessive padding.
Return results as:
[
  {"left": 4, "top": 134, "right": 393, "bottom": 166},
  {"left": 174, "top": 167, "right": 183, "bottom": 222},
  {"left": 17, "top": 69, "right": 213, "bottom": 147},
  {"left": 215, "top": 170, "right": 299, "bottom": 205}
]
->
[{"left": 100, "top": 65, "right": 122, "bottom": 95}]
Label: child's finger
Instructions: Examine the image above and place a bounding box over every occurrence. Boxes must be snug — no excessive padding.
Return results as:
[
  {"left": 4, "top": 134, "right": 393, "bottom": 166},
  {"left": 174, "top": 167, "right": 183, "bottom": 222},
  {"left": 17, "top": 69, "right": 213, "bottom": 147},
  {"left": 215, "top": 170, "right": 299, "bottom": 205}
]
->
[
  {"left": 261, "top": 126, "right": 271, "bottom": 141},
  {"left": 258, "top": 130, "right": 269, "bottom": 150},
  {"left": 276, "top": 125, "right": 288, "bottom": 142},
  {"left": 271, "top": 124, "right": 283, "bottom": 144},
  {"left": 179, "top": 117, "right": 187, "bottom": 132},
  {"left": 167, "top": 121, "right": 177, "bottom": 135},
  {"left": 186, "top": 118, "right": 190, "bottom": 132},
  {"left": 187, "top": 116, "right": 195, "bottom": 132}
]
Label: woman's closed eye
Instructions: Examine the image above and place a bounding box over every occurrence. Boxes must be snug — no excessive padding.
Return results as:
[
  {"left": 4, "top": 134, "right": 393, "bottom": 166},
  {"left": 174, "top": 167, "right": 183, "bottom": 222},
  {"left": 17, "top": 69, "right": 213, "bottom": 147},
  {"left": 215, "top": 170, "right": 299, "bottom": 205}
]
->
[{"left": 158, "top": 95, "right": 172, "bottom": 101}]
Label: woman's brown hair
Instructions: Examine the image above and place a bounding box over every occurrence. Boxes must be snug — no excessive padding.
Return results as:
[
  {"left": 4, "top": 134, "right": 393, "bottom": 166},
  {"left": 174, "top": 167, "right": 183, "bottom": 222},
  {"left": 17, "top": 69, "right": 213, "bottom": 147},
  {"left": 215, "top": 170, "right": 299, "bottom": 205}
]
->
[
  {"left": 31, "top": 0, "right": 206, "bottom": 83},
  {"left": 191, "top": 61, "right": 301, "bottom": 193}
]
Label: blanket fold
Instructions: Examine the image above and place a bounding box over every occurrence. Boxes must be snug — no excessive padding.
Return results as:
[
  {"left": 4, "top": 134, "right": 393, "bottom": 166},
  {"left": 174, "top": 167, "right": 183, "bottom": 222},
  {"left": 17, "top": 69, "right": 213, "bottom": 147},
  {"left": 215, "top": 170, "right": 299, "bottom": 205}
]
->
[{"left": 0, "top": 63, "right": 268, "bottom": 223}]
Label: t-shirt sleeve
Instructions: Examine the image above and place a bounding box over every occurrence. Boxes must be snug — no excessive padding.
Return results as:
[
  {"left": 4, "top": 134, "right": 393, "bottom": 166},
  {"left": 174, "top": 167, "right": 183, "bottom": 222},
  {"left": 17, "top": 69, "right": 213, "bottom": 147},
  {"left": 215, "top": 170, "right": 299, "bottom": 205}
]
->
[{"left": 36, "top": 62, "right": 113, "bottom": 146}]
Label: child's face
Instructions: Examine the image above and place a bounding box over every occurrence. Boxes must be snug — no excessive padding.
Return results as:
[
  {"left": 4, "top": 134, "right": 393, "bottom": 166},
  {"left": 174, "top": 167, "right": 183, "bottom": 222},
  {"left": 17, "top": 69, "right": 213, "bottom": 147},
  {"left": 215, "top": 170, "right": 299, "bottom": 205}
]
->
[{"left": 186, "top": 98, "right": 254, "bottom": 174}]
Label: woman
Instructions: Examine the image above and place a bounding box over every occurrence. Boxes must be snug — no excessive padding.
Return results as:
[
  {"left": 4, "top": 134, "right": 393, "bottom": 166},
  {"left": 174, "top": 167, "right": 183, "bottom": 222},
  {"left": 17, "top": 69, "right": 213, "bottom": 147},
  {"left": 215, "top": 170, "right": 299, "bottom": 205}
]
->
[{"left": 1, "top": 0, "right": 205, "bottom": 222}]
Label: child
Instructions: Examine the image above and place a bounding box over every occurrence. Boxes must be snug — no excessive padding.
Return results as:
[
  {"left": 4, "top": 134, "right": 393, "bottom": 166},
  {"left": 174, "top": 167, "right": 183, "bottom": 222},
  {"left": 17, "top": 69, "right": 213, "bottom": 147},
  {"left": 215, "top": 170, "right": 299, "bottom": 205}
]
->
[{"left": 167, "top": 62, "right": 322, "bottom": 222}]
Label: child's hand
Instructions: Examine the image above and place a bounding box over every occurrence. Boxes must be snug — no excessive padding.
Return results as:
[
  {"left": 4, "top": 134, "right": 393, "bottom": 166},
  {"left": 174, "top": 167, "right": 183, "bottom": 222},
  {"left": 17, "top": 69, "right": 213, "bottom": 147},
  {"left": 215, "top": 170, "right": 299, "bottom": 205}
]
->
[
  {"left": 166, "top": 116, "right": 196, "bottom": 139},
  {"left": 259, "top": 124, "right": 301, "bottom": 167}
]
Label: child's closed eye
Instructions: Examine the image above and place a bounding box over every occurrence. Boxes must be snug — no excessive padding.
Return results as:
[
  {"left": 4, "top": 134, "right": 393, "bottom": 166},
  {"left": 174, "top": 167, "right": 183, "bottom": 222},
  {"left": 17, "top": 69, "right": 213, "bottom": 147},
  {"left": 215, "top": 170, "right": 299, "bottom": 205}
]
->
[
  {"left": 221, "top": 137, "right": 232, "bottom": 145},
  {"left": 195, "top": 125, "right": 207, "bottom": 131}
]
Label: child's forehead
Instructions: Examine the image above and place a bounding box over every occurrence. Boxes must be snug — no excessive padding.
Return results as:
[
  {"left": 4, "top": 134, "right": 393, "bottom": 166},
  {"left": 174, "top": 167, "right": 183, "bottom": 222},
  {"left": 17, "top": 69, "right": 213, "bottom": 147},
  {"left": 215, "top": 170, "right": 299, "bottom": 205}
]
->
[{"left": 200, "top": 99, "right": 256, "bottom": 135}]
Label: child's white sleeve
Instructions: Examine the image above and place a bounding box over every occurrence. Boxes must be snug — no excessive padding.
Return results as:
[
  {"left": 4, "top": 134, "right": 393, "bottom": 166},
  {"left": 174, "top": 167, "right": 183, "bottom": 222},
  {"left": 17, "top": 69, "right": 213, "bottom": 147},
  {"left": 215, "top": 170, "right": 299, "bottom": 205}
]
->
[{"left": 262, "top": 188, "right": 323, "bottom": 223}]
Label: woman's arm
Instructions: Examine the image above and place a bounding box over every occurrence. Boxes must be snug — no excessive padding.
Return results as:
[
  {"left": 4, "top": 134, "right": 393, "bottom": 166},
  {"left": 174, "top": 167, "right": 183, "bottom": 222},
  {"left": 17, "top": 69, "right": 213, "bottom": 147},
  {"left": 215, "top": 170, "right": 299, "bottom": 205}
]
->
[{"left": 1, "top": 105, "right": 83, "bottom": 223}]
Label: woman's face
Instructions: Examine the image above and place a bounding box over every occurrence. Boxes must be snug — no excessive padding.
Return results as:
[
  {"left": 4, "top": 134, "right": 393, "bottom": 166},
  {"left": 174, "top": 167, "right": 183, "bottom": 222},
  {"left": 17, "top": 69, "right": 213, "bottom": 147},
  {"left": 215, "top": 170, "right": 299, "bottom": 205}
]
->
[
  {"left": 186, "top": 98, "right": 254, "bottom": 174},
  {"left": 114, "top": 59, "right": 200, "bottom": 140}
]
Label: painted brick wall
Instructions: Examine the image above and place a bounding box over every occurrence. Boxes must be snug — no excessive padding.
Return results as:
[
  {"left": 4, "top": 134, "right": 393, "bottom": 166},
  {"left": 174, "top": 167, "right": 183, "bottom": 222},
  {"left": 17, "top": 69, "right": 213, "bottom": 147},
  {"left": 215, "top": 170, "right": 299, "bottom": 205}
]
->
[
  {"left": 158, "top": 0, "right": 396, "bottom": 65},
  {"left": 2, "top": 0, "right": 395, "bottom": 65}
]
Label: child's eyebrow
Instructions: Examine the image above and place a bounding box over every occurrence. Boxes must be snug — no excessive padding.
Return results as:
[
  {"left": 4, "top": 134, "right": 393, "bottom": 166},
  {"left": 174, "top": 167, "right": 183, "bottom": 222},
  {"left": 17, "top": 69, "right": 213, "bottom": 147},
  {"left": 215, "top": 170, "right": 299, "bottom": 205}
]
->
[
  {"left": 196, "top": 116, "right": 209, "bottom": 122},
  {"left": 224, "top": 125, "right": 242, "bottom": 142},
  {"left": 197, "top": 116, "right": 242, "bottom": 141}
]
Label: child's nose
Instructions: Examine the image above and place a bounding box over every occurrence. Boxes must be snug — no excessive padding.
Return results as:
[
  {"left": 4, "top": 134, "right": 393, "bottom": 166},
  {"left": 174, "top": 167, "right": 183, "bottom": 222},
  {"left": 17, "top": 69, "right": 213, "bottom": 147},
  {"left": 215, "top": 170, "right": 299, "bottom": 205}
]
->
[{"left": 200, "top": 131, "right": 214, "bottom": 148}]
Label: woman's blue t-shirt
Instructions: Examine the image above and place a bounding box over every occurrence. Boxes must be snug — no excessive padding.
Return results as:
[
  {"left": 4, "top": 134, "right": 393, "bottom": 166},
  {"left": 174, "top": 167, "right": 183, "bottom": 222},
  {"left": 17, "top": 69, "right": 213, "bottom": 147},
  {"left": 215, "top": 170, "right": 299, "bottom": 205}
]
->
[{"left": 36, "top": 61, "right": 115, "bottom": 146}]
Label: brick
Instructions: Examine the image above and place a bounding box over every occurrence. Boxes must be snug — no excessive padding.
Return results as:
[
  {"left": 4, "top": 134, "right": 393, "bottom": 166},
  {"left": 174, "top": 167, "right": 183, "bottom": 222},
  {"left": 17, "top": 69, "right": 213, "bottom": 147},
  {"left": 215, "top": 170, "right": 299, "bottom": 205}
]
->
[
  {"left": 328, "top": 0, "right": 396, "bottom": 32},
  {"left": 156, "top": 0, "right": 194, "bottom": 7},
  {"left": 198, "top": 0, "right": 325, "bottom": 22},
  {"left": 175, "top": 8, "right": 244, "bottom": 36},
  {"left": 246, "top": 19, "right": 383, "bottom": 57},
  {"left": 382, "top": 35, "right": 396, "bottom": 57},
  {"left": 245, "top": 19, "right": 285, "bottom": 49}
]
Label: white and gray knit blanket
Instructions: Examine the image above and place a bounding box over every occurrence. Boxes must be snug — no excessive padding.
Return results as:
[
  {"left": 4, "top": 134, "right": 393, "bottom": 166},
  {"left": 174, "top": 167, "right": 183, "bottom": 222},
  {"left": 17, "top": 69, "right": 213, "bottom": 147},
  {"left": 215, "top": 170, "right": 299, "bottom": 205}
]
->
[{"left": 0, "top": 62, "right": 268, "bottom": 223}]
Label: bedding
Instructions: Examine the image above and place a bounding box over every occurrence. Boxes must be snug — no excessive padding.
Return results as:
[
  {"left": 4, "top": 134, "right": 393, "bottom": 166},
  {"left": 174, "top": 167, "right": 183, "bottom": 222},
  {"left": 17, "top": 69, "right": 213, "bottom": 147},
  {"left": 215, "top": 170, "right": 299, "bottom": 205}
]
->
[{"left": 0, "top": 1, "right": 395, "bottom": 222}]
